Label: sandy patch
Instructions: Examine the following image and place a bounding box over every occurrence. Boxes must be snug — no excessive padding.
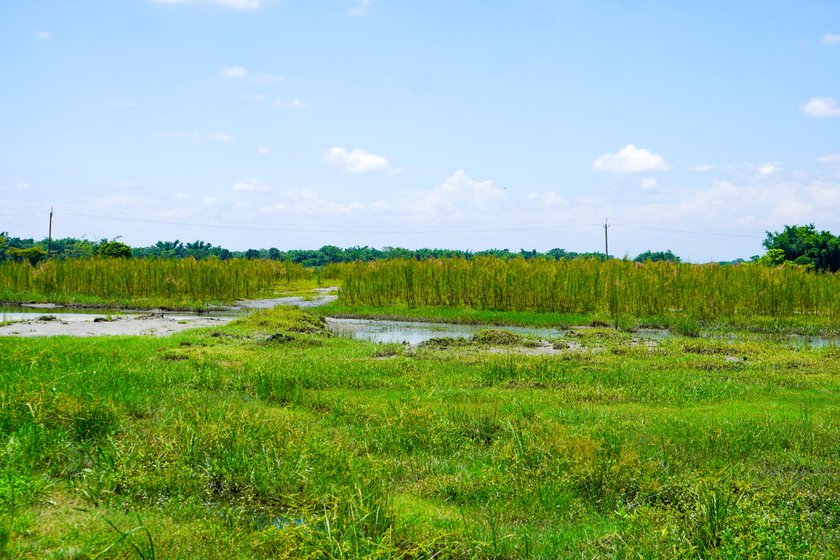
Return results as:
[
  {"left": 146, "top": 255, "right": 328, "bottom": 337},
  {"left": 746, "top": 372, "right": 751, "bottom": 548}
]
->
[
  {"left": 234, "top": 291, "right": 338, "bottom": 309},
  {"left": 0, "top": 314, "right": 230, "bottom": 338}
]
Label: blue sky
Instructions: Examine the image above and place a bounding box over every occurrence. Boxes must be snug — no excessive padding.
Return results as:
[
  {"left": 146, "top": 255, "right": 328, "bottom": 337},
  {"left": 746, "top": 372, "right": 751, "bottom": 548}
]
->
[{"left": 1, "top": 0, "right": 839, "bottom": 260}]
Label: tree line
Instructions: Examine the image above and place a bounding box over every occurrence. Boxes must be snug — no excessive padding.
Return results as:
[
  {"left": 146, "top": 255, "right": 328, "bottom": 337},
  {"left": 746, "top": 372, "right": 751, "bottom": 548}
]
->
[{"left": 0, "top": 232, "right": 684, "bottom": 266}]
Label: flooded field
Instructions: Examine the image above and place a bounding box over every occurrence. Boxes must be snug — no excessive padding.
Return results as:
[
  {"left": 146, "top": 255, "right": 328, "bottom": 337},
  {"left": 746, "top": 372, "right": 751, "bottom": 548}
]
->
[{"left": 325, "top": 317, "right": 565, "bottom": 345}]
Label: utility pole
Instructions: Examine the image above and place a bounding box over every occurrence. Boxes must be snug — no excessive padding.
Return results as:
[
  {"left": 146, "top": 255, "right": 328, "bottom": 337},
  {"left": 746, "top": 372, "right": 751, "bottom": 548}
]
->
[
  {"left": 603, "top": 219, "right": 610, "bottom": 260},
  {"left": 47, "top": 207, "right": 53, "bottom": 258}
]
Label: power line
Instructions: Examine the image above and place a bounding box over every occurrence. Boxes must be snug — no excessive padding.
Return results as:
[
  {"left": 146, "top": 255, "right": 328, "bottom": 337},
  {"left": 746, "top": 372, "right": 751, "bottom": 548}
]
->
[
  {"left": 53, "top": 209, "right": 602, "bottom": 235},
  {"left": 5, "top": 206, "right": 769, "bottom": 240}
]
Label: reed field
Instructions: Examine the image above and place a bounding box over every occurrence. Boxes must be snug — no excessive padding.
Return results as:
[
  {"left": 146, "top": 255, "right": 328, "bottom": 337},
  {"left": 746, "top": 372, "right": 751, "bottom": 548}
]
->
[
  {"left": 0, "top": 258, "right": 310, "bottom": 308},
  {"left": 335, "top": 258, "right": 840, "bottom": 322},
  {"left": 0, "top": 306, "right": 838, "bottom": 558}
]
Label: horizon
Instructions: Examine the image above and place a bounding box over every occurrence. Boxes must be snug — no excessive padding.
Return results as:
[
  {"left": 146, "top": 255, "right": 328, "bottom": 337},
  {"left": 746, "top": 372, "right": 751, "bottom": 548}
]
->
[{"left": 2, "top": 1, "right": 839, "bottom": 261}]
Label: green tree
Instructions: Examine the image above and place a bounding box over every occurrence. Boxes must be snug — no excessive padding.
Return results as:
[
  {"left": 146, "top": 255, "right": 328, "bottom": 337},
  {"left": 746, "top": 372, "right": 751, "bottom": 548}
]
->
[
  {"left": 7, "top": 246, "right": 48, "bottom": 265},
  {"left": 634, "top": 250, "right": 681, "bottom": 263},
  {"left": 763, "top": 224, "right": 840, "bottom": 272},
  {"left": 98, "top": 241, "right": 132, "bottom": 258}
]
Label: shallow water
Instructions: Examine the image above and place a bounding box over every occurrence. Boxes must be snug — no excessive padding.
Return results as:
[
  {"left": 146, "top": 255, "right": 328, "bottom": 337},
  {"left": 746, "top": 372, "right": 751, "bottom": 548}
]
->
[{"left": 325, "top": 317, "right": 565, "bottom": 345}]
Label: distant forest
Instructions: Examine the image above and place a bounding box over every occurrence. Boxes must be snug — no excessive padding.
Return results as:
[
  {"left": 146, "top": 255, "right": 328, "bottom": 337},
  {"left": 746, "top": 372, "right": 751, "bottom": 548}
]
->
[{"left": 0, "top": 231, "right": 684, "bottom": 267}]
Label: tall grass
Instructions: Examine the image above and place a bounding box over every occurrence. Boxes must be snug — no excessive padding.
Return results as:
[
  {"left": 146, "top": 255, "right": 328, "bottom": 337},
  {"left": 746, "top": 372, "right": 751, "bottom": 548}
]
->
[
  {"left": 337, "top": 257, "right": 840, "bottom": 320},
  {"left": 0, "top": 258, "right": 309, "bottom": 304}
]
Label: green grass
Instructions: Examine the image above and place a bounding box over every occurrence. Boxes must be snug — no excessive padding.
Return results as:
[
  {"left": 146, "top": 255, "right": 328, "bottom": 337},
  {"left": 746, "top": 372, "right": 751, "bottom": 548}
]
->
[
  {"left": 1, "top": 306, "right": 838, "bottom": 558},
  {"left": 334, "top": 257, "right": 840, "bottom": 322},
  {"left": 0, "top": 258, "right": 312, "bottom": 310}
]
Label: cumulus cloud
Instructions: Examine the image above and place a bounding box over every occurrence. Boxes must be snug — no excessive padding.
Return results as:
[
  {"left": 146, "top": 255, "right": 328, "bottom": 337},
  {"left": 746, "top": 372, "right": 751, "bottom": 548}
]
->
[
  {"left": 35, "top": 31, "right": 52, "bottom": 40},
  {"left": 823, "top": 34, "right": 840, "bottom": 44},
  {"left": 756, "top": 163, "right": 780, "bottom": 175},
  {"left": 256, "top": 145, "right": 270, "bottom": 156},
  {"left": 348, "top": 0, "right": 373, "bottom": 16},
  {"left": 220, "top": 66, "right": 281, "bottom": 83},
  {"left": 275, "top": 97, "right": 308, "bottom": 109},
  {"left": 260, "top": 189, "right": 365, "bottom": 216},
  {"left": 326, "top": 147, "right": 392, "bottom": 173},
  {"left": 801, "top": 97, "right": 840, "bottom": 117},
  {"left": 413, "top": 171, "right": 507, "bottom": 220},
  {"left": 202, "top": 196, "right": 218, "bottom": 206},
  {"left": 232, "top": 179, "right": 270, "bottom": 192},
  {"left": 113, "top": 180, "right": 137, "bottom": 188},
  {"left": 153, "top": 0, "right": 262, "bottom": 10},
  {"left": 592, "top": 145, "right": 671, "bottom": 173}
]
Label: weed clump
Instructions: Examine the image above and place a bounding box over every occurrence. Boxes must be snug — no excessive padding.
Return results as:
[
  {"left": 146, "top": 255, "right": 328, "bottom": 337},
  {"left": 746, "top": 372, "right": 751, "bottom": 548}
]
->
[
  {"left": 230, "top": 306, "right": 326, "bottom": 334},
  {"left": 471, "top": 329, "right": 524, "bottom": 345}
]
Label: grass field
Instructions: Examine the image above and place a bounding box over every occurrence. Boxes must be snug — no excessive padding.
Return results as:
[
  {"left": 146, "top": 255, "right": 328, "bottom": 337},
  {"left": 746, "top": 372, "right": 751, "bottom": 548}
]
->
[
  {"left": 0, "top": 258, "right": 311, "bottom": 309},
  {"left": 335, "top": 258, "right": 840, "bottom": 322},
  {"left": 1, "top": 306, "right": 837, "bottom": 558}
]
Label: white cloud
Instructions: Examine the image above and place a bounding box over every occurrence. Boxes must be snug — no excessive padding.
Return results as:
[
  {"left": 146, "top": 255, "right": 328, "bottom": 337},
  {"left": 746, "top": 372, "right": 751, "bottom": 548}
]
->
[
  {"left": 801, "top": 97, "right": 840, "bottom": 117},
  {"left": 173, "top": 192, "right": 190, "bottom": 200},
  {"left": 689, "top": 164, "right": 716, "bottom": 172},
  {"left": 153, "top": 0, "right": 262, "bottom": 11},
  {"left": 220, "top": 65, "right": 248, "bottom": 79},
  {"left": 220, "top": 66, "right": 281, "bottom": 84},
  {"left": 275, "top": 97, "right": 308, "bottom": 109},
  {"left": 592, "top": 145, "right": 671, "bottom": 173},
  {"left": 35, "top": 31, "right": 52, "bottom": 40},
  {"left": 260, "top": 189, "right": 365, "bottom": 216},
  {"left": 526, "top": 191, "right": 568, "bottom": 206},
  {"left": 823, "top": 34, "right": 840, "bottom": 44},
  {"left": 326, "top": 146, "right": 392, "bottom": 173},
  {"left": 770, "top": 199, "right": 813, "bottom": 223},
  {"left": 202, "top": 196, "right": 218, "bottom": 206},
  {"left": 208, "top": 131, "right": 235, "bottom": 143},
  {"left": 233, "top": 179, "right": 270, "bottom": 192},
  {"left": 348, "top": 0, "right": 373, "bottom": 17},
  {"left": 639, "top": 177, "right": 658, "bottom": 191},
  {"left": 256, "top": 145, "right": 270, "bottom": 156},
  {"left": 113, "top": 180, "right": 137, "bottom": 188},
  {"left": 756, "top": 163, "right": 780, "bottom": 175},
  {"left": 816, "top": 153, "right": 840, "bottom": 166},
  {"left": 247, "top": 94, "right": 268, "bottom": 102},
  {"left": 413, "top": 170, "right": 507, "bottom": 220},
  {"left": 810, "top": 182, "right": 840, "bottom": 206}
]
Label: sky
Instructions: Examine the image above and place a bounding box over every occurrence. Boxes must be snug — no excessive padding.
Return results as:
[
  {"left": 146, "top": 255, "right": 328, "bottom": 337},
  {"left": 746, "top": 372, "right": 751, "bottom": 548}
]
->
[{"left": 1, "top": 0, "right": 839, "bottom": 261}]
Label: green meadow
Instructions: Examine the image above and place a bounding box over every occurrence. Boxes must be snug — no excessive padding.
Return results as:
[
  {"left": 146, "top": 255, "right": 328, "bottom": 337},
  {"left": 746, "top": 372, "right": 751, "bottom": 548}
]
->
[
  {"left": 1, "top": 257, "right": 839, "bottom": 558},
  {"left": 1, "top": 303, "right": 838, "bottom": 558}
]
